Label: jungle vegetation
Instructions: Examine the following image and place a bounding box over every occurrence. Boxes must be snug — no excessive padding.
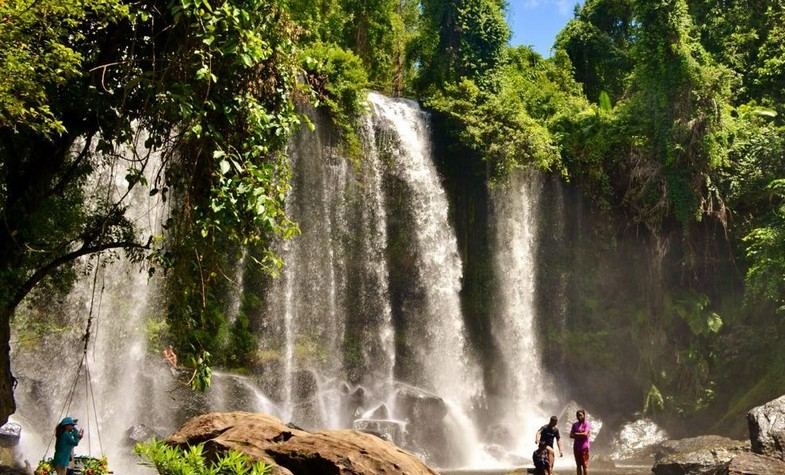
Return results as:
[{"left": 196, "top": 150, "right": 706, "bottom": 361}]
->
[{"left": 1, "top": 0, "right": 784, "bottom": 433}]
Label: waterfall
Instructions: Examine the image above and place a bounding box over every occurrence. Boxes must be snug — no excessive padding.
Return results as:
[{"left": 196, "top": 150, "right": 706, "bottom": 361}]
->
[
  {"left": 9, "top": 93, "right": 560, "bottom": 472},
  {"left": 367, "top": 93, "right": 477, "bottom": 399},
  {"left": 491, "top": 171, "right": 552, "bottom": 452},
  {"left": 366, "top": 93, "right": 485, "bottom": 466},
  {"left": 262, "top": 94, "right": 487, "bottom": 467},
  {"left": 11, "top": 134, "right": 168, "bottom": 473},
  {"left": 263, "top": 102, "right": 395, "bottom": 429}
]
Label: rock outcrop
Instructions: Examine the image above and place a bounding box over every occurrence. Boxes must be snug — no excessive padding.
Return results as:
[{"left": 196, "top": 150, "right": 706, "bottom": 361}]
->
[
  {"left": 611, "top": 418, "right": 668, "bottom": 462},
  {"left": 393, "top": 383, "right": 449, "bottom": 465},
  {"left": 747, "top": 394, "right": 785, "bottom": 460},
  {"left": 650, "top": 395, "right": 785, "bottom": 474},
  {"left": 651, "top": 435, "right": 748, "bottom": 475},
  {"left": 725, "top": 451, "right": 785, "bottom": 474},
  {"left": 167, "top": 412, "right": 438, "bottom": 475}
]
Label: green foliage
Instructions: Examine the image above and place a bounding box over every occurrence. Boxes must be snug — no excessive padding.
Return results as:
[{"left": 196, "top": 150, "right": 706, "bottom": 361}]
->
[
  {"left": 0, "top": 0, "right": 128, "bottom": 134},
  {"left": 743, "top": 179, "right": 785, "bottom": 310},
  {"left": 36, "top": 456, "right": 108, "bottom": 475},
  {"left": 189, "top": 351, "right": 213, "bottom": 392},
  {"left": 690, "top": 0, "right": 785, "bottom": 110},
  {"left": 285, "top": 0, "right": 417, "bottom": 94},
  {"left": 669, "top": 292, "right": 723, "bottom": 336},
  {"left": 135, "top": 439, "right": 272, "bottom": 475},
  {"left": 427, "top": 78, "right": 556, "bottom": 178},
  {"left": 555, "top": 0, "right": 635, "bottom": 103},
  {"left": 426, "top": 46, "right": 586, "bottom": 178},
  {"left": 301, "top": 42, "right": 368, "bottom": 159},
  {"left": 627, "top": 0, "right": 732, "bottom": 227},
  {"left": 416, "top": 0, "right": 509, "bottom": 90},
  {"left": 339, "top": 0, "right": 418, "bottom": 93},
  {"left": 166, "top": 0, "right": 301, "bottom": 249},
  {"left": 1, "top": 0, "right": 309, "bottom": 400}
]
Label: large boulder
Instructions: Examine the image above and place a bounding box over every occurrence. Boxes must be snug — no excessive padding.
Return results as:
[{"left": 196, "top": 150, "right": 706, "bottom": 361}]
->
[
  {"left": 652, "top": 435, "right": 748, "bottom": 475},
  {"left": 725, "top": 452, "right": 785, "bottom": 474},
  {"left": 392, "top": 383, "right": 449, "bottom": 466},
  {"left": 611, "top": 418, "right": 668, "bottom": 462},
  {"left": 167, "top": 412, "right": 438, "bottom": 475},
  {"left": 747, "top": 394, "right": 785, "bottom": 459}
]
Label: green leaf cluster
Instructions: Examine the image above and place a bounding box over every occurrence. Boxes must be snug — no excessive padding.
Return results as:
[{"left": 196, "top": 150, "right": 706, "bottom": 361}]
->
[
  {"left": 135, "top": 440, "right": 272, "bottom": 475},
  {"left": 425, "top": 47, "right": 584, "bottom": 178},
  {"left": 0, "top": 0, "right": 128, "bottom": 135},
  {"left": 301, "top": 42, "right": 368, "bottom": 159}
]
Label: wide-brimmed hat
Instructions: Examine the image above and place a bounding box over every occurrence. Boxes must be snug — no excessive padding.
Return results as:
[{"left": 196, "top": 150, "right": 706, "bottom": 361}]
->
[{"left": 59, "top": 416, "right": 78, "bottom": 427}]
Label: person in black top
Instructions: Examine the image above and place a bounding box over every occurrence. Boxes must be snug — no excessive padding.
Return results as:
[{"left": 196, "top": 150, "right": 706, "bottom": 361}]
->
[
  {"left": 535, "top": 416, "right": 563, "bottom": 471},
  {"left": 533, "top": 440, "right": 554, "bottom": 475}
]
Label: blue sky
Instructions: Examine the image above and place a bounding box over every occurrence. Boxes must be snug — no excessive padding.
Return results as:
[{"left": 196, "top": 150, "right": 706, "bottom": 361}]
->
[{"left": 507, "top": 0, "right": 582, "bottom": 56}]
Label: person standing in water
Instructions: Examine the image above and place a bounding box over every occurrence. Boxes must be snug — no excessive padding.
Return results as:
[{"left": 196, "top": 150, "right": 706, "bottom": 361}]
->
[
  {"left": 53, "top": 416, "right": 83, "bottom": 475},
  {"left": 535, "top": 416, "right": 563, "bottom": 470},
  {"left": 570, "top": 409, "right": 591, "bottom": 475}
]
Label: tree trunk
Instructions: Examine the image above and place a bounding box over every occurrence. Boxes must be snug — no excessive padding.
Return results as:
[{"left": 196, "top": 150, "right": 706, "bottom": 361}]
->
[{"left": 0, "top": 305, "right": 15, "bottom": 425}]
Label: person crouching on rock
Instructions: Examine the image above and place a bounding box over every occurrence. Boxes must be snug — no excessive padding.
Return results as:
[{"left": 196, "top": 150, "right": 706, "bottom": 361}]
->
[
  {"left": 570, "top": 409, "right": 591, "bottom": 475},
  {"left": 533, "top": 440, "right": 554, "bottom": 475},
  {"left": 54, "top": 416, "right": 83, "bottom": 475},
  {"left": 536, "top": 415, "right": 563, "bottom": 470}
]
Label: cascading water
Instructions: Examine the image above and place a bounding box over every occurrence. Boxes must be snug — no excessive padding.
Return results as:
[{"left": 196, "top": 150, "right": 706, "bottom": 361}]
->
[
  {"left": 259, "top": 95, "right": 489, "bottom": 467},
  {"left": 490, "top": 171, "right": 552, "bottom": 453},
  {"left": 366, "top": 93, "right": 486, "bottom": 466},
  {"left": 367, "top": 93, "right": 476, "bottom": 398},
  {"left": 8, "top": 93, "right": 564, "bottom": 472},
  {"left": 260, "top": 104, "right": 393, "bottom": 429},
  {"left": 10, "top": 135, "right": 170, "bottom": 473}
]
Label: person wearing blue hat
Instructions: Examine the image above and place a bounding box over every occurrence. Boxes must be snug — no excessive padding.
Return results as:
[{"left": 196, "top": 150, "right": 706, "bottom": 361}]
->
[{"left": 53, "top": 417, "right": 82, "bottom": 475}]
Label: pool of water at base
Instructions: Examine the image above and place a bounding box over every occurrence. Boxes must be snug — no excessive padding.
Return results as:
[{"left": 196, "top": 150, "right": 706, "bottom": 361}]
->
[{"left": 440, "top": 465, "right": 652, "bottom": 475}]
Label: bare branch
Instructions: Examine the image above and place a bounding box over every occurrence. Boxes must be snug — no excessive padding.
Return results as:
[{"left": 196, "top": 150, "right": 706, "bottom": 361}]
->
[{"left": 9, "top": 240, "right": 149, "bottom": 313}]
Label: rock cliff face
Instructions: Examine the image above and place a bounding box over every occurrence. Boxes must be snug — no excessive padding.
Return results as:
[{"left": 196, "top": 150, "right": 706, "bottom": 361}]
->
[
  {"left": 167, "top": 412, "right": 439, "bottom": 475},
  {"left": 747, "top": 394, "right": 785, "bottom": 460}
]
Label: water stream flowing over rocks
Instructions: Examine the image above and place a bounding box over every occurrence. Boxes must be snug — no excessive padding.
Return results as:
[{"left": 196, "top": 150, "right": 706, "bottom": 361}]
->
[{"left": 9, "top": 94, "right": 564, "bottom": 472}]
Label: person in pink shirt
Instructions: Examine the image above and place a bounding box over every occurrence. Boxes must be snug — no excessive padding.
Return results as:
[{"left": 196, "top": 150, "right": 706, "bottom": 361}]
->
[{"left": 569, "top": 409, "right": 590, "bottom": 475}]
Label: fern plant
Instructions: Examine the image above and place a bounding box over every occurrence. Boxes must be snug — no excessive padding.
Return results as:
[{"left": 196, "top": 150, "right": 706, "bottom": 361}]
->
[{"left": 135, "top": 439, "right": 272, "bottom": 475}]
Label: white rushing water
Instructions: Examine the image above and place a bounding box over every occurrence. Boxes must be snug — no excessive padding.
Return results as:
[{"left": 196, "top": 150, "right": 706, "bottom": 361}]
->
[
  {"left": 266, "top": 102, "right": 395, "bottom": 429},
  {"left": 11, "top": 132, "right": 168, "bottom": 473},
  {"left": 367, "top": 92, "right": 486, "bottom": 466},
  {"left": 491, "top": 171, "right": 552, "bottom": 454},
  {"left": 367, "top": 93, "right": 476, "bottom": 398},
  {"left": 9, "top": 93, "right": 561, "bottom": 472}
]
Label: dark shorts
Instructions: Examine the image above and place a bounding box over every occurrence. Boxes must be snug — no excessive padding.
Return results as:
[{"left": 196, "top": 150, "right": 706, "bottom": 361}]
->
[{"left": 574, "top": 448, "right": 589, "bottom": 466}]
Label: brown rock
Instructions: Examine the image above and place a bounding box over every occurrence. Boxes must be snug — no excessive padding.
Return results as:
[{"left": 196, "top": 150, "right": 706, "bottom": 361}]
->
[
  {"left": 0, "top": 466, "right": 26, "bottom": 475},
  {"left": 725, "top": 452, "right": 785, "bottom": 474},
  {"left": 652, "top": 435, "right": 748, "bottom": 475},
  {"left": 167, "top": 412, "right": 438, "bottom": 475},
  {"left": 748, "top": 395, "right": 785, "bottom": 459}
]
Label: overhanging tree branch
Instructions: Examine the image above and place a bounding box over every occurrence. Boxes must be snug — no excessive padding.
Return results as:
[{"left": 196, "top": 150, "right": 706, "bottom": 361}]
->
[{"left": 8, "top": 240, "right": 150, "bottom": 312}]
